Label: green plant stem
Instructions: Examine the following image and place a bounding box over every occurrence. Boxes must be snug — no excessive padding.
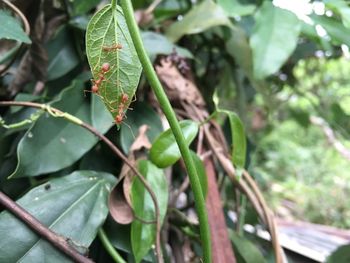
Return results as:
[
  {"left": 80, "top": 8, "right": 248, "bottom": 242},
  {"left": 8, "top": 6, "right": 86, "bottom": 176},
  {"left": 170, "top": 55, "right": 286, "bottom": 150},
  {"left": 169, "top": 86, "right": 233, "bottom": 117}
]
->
[
  {"left": 237, "top": 195, "right": 247, "bottom": 236},
  {"left": 98, "top": 228, "right": 126, "bottom": 263},
  {"left": 111, "top": 0, "right": 117, "bottom": 10},
  {"left": 120, "top": 1, "right": 212, "bottom": 262}
]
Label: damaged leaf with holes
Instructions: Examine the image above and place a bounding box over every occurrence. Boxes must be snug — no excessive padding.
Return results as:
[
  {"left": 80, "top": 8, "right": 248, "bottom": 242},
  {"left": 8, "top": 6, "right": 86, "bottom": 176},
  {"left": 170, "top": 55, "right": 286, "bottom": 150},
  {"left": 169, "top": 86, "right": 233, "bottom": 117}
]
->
[{"left": 86, "top": 4, "right": 142, "bottom": 125}]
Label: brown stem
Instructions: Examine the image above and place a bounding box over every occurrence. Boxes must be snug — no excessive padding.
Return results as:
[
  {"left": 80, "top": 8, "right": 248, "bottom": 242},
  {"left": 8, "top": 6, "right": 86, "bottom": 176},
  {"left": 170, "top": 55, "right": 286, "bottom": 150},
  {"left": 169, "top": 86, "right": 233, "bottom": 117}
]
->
[
  {"left": 0, "top": 191, "right": 94, "bottom": 263},
  {"left": 0, "top": 101, "right": 162, "bottom": 263}
]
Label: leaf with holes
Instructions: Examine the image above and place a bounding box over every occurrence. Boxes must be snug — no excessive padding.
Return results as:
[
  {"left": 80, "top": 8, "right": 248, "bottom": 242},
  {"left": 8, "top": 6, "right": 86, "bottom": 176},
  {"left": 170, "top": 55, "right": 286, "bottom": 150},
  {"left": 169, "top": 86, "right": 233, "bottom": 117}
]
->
[
  {"left": 0, "top": 170, "right": 116, "bottom": 263},
  {"left": 86, "top": 4, "right": 142, "bottom": 125}
]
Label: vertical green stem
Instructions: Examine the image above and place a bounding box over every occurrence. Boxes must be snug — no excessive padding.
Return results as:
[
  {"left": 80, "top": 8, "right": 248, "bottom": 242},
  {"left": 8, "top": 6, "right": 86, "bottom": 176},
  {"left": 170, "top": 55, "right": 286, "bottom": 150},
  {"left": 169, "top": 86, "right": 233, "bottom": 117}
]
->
[
  {"left": 98, "top": 228, "right": 126, "bottom": 263},
  {"left": 237, "top": 195, "right": 247, "bottom": 236},
  {"left": 120, "top": 1, "right": 212, "bottom": 262}
]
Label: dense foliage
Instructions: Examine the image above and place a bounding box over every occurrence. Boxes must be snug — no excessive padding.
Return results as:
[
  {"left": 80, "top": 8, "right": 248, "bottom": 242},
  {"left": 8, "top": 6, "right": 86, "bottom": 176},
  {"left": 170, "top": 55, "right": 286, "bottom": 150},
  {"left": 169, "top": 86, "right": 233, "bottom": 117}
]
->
[{"left": 1, "top": 0, "right": 350, "bottom": 262}]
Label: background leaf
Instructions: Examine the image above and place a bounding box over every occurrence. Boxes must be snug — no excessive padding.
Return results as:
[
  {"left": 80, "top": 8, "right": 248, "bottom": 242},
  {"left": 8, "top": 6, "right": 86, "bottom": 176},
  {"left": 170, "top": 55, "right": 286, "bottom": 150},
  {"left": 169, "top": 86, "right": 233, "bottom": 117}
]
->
[
  {"left": 311, "top": 14, "right": 350, "bottom": 47},
  {"left": 86, "top": 4, "right": 142, "bottom": 122},
  {"left": 46, "top": 26, "right": 79, "bottom": 80},
  {"left": 142, "top": 31, "right": 193, "bottom": 61},
  {"left": 11, "top": 81, "right": 112, "bottom": 178},
  {"left": 131, "top": 160, "right": 168, "bottom": 263},
  {"left": 214, "top": 93, "right": 247, "bottom": 170},
  {"left": 250, "top": 1, "right": 301, "bottom": 79},
  {"left": 166, "top": 0, "right": 232, "bottom": 42},
  {"left": 120, "top": 102, "right": 163, "bottom": 154},
  {"left": 326, "top": 244, "right": 350, "bottom": 263},
  {"left": 229, "top": 230, "right": 266, "bottom": 263},
  {"left": 217, "top": 0, "right": 256, "bottom": 17},
  {"left": 227, "top": 111, "right": 247, "bottom": 169},
  {"left": 0, "top": 170, "right": 116, "bottom": 263},
  {"left": 0, "top": 10, "right": 31, "bottom": 43},
  {"left": 150, "top": 120, "right": 199, "bottom": 168},
  {"left": 226, "top": 27, "right": 253, "bottom": 79}
]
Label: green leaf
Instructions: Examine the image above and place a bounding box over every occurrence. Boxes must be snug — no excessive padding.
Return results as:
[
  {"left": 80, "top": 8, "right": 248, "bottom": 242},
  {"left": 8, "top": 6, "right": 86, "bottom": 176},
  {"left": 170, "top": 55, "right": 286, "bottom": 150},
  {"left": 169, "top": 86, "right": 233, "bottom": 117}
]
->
[
  {"left": 91, "top": 93, "right": 114, "bottom": 132},
  {"left": 142, "top": 31, "right": 193, "bottom": 61},
  {"left": 250, "top": 1, "right": 301, "bottom": 79},
  {"left": 324, "top": 0, "right": 350, "bottom": 28},
  {"left": 227, "top": 112, "right": 247, "bottom": 169},
  {"left": 229, "top": 230, "right": 266, "bottom": 263},
  {"left": 190, "top": 151, "right": 208, "bottom": 198},
  {"left": 120, "top": 102, "right": 163, "bottom": 154},
  {"left": 86, "top": 4, "right": 142, "bottom": 124},
  {"left": 150, "top": 120, "right": 199, "bottom": 168},
  {"left": 70, "top": 0, "right": 101, "bottom": 16},
  {"left": 104, "top": 218, "right": 154, "bottom": 262},
  {"left": 166, "top": 0, "right": 232, "bottom": 42},
  {"left": 11, "top": 81, "right": 113, "bottom": 178},
  {"left": 226, "top": 27, "right": 253, "bottom": 79},
  {"left": 131, "top": 160, "right": 168, "bottom": 263},
  {"left": 217, "top": 0, "right": 256, "bottom": 17},
  {"left": 46, "top": 26, "right": 79, "bottom": 80},
  {"left": 0, "top": 170, "right": 116, "bottom": 263},
  {"left": 311, "top": 14, "right": 350, "bottom": 47},
  {"left": 326, "top": 244, "right": 350, "bottom": 263},
  {"left": 0, "top": 10, "right": 31, "bottom": 43},
  {"left": 213, "top": 93, "right": 246, "bottom": 169}
]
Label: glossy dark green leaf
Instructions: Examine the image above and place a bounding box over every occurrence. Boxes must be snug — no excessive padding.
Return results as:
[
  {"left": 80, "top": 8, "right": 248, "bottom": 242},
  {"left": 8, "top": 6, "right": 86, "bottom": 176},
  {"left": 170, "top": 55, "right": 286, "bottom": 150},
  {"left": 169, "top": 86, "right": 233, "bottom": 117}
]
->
[
  {"left": 0, "top": 170, "right": 116, "bottom": 263},
  {"left": 131, "top": 160, "right": 168, "bottom": 263},
  {"left": 104, "top": 217, "right": 154, "bottom": 262},
  {"left": 326, "top": 244, "right": 350, "bottom": 263},
  {"left": 120, "top": 102, "right": 163, "bottom": 154},
  {"left": 0, "top": 10, "right": 31, "bottom": 43},
  {"left": 217, "top": 0, "right": 256, "bottom": 17},
  {"left": 150, "top": 120, "right": 199, "bottom": 168},
  {"left": 142, "top": 31, "right": 193, "bottom": 61},
  {"left": 229, "top": 230, "right": 266, "bottom": 263},
  {"left": 86, "top": 4, "right": 142, "bottom": 124},
  {"left": 250, "top": 1, "right": 301, "bottom": 79},
  {"left": 166, "top": 0, "right": 232, "bottom": 42},
  {"left": 190, "top": 151, "right": 208, "bottom": 198},
  {"left": 46, "top": 26, "right": 79, "bottom": 80},
  {"left": 11, "top": 81, "right": 113, "bottom": 178}
]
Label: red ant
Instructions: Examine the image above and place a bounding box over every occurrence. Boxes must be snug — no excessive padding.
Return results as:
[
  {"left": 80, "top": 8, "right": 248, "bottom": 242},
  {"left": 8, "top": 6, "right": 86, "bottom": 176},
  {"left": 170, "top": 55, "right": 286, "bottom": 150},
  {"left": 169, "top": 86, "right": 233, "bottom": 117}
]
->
[
  {"left": 85, "top": 63, "right": 110, "bottom": 96},
  {"left": 102, "top": 43, "right": 122, "bottom": 52},
  {"left": 115, "top": 93, "right": 129, "bottom": 125}
]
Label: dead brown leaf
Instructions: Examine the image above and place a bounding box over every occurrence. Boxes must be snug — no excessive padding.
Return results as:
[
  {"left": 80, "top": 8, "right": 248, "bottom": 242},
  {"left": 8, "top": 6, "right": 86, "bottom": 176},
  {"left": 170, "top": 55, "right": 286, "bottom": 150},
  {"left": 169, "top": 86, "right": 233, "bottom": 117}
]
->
[
  {"left": 108, "top": 124, "right": 152, "bottom": 224},
  {"left": 155, "top": 59, "right": 206, "bottom": 107},
  {"left": 108, "top": 176, "right": 134, "bottom": 225}
]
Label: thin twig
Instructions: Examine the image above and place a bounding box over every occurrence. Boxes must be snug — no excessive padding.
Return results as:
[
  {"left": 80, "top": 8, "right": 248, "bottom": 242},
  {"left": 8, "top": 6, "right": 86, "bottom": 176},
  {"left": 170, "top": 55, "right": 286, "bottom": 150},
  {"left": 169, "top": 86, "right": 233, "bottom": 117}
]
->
[
  {"left": 0, "top": 101, "right": 162, "bottom": 263},
  {"left": 0, "top": 191, "right": 94, "bottom": 263},
  {"left": 0, "top": 0, "right": 31, "bottom": 75}
]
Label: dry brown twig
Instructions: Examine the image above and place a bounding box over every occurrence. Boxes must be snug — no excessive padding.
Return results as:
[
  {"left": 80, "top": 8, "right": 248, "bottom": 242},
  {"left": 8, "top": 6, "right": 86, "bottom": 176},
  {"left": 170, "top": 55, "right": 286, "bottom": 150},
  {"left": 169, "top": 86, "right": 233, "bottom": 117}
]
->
[{"left": 0, "top": 191, "right": 94, "bottom": 263}]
